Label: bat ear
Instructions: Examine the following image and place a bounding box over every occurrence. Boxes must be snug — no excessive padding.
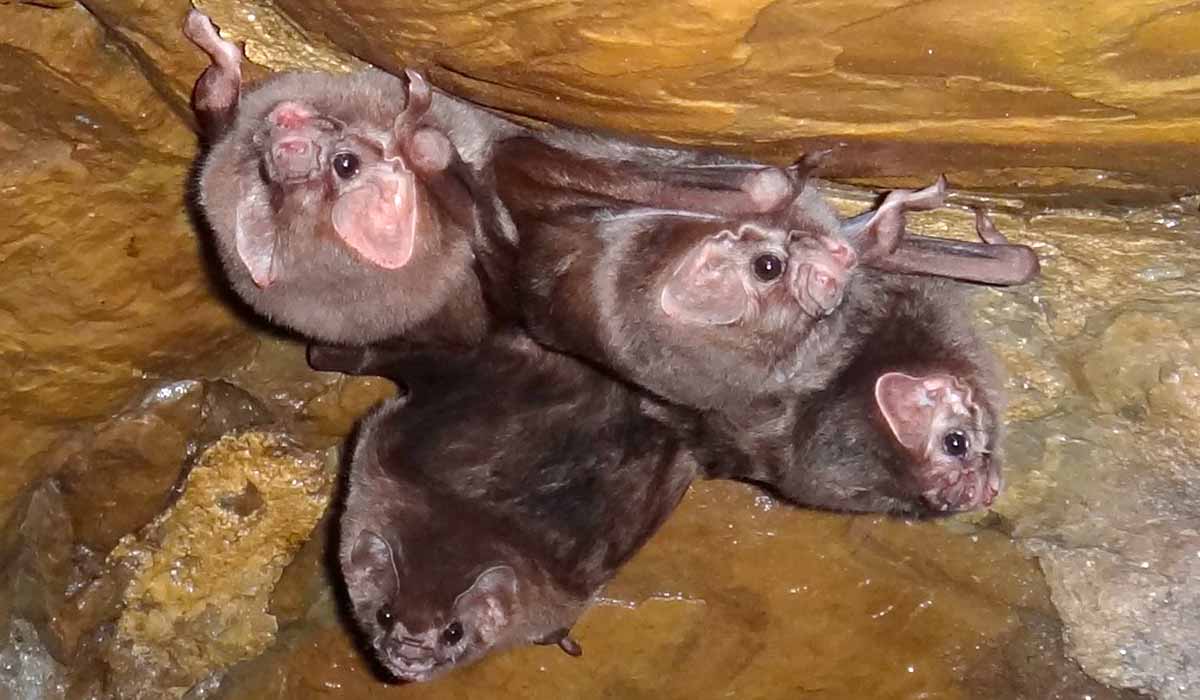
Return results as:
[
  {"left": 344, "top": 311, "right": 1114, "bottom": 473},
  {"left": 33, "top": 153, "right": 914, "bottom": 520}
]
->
[
  {"left": 874, "top": 372, "right": 955, "bottom": 452},
  {"left": 233, "top": 196, "right": 278, "bottom": 287},
  {"left": 346, "top": 530, "right": 402, "bottom": 592},
  {"left": 406, "top": 127, "right": 454, "bottom": 175},
  {"left": 453, "top": 565, "right": 518, "bottom": 644},
  {"left": 660, "top": 233, "right": 749, "bottom": 326},
  {"left": 394, "top": 69, "right": 433, "bottom": 130},
  {"left": 331, "top": 172, "right": 419, "bottom": 269}
]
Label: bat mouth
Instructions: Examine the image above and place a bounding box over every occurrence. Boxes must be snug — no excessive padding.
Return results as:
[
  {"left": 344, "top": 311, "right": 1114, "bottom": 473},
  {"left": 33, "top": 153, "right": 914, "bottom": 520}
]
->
[
  {"left": 921, "top": 460, "right": 1000, "bottom": 512},
  {"left": 383, "top": 656, "right": 445, "bottom": 683}
]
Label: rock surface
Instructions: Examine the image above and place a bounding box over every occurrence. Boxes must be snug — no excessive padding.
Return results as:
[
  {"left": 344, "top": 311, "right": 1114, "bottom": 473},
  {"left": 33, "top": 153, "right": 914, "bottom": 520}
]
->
[
  {"left": 196, "top": 0, "right": 1200, "bottom": 204},
  {"left": 1, "top": 1, "right": 1198, "bottom": 699},
  {"left": 103, "top": 431, "right": 332, "bottom": 699}
]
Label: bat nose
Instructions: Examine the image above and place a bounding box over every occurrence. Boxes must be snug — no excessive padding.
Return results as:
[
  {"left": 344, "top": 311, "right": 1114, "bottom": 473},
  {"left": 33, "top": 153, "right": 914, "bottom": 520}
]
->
[{"left": 271, "top": 137, "right": 319, "bottom": 181}]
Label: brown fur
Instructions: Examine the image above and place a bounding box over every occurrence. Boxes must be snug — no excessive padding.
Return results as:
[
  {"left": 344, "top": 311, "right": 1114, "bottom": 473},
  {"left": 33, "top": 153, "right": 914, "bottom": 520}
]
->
[
  {"left": 196, "top": 70, "right": 497, "bottom": 345},
  {"left": 335, "top": 333, "right": 698, "bottom": 681}
]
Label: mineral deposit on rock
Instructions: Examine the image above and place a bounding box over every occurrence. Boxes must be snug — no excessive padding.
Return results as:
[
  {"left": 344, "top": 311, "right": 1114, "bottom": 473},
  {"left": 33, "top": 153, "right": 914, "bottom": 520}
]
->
[{"left": 102, "top": 432, "right": 333, "bottom": 699}]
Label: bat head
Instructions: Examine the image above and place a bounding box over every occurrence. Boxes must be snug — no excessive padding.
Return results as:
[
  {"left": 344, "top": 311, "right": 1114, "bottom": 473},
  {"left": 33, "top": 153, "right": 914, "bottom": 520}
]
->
[
  {"left": 660, "top": 220, "right": 857, "bottom": 335},
  {"left": 342, "top": 527, "right": 521, "bottom": 683},
  {"left": 874, "top": 371, "right": 1001, "bottom": 511},
  {"left": 197, "top": 70, "right": 481, "bottom": 344}
]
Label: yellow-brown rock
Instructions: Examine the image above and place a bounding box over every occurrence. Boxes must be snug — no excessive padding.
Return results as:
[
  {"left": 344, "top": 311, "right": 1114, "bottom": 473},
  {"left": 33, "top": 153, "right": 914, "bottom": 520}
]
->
[
  {"left": 197, "top": 0, "right": 1200, "bottom": 200},
  {"left": 0, "top": 1, "right": 255, "bottom": 525},
  {"left": 102, "top": 431, "right": 333, "bottom": 699}
]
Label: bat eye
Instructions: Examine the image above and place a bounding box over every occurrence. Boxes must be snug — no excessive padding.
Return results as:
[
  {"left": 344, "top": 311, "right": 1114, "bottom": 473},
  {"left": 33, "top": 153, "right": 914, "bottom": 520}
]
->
[
  {"left": 376, "top": 606, "right": 394, "bottom": 628},
  {"left": 752, "top": 254, "right": 785, "bottom": 282},
  {"left": 441, "top": 620, "right": 464, "bottom": 645},
  {"left": 333, "top": 152, "right": 361, "bottom": 179},
  {"left": 942, "top": 430, "right": 970, "bottom": 457}
]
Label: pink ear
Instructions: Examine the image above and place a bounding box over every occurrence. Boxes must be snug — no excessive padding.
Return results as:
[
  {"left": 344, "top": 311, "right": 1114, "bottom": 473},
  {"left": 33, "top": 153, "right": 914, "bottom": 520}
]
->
[
  {"left": 267, "top": 101, "right": 315, "bottom": 129},
  {"left": 347, "top": 530, "right": 402, "bottom": 593},
  {"left": 331, "top": 172, "right": 419, "bottom": 269},
  {"left": 407, "top": 127, "right": 454, "bottom": 175},
  {"left": 660, "top": 234, "right": 748, "bottom": 326},
  {"left": 874, "top": 372, "right": 953, "bottom": 451},
  {"left": 452, "top": 565, "right": 517, "bottom": 642},
  {"left": 234, "top": 198, "right": 278, "bottom": 287}
]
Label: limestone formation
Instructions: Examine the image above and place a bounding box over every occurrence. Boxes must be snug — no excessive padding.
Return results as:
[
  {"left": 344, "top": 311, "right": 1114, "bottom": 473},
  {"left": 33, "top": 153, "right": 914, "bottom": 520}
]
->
[{"left": 103, "top": 432, "right": 333, "bottom": 699}]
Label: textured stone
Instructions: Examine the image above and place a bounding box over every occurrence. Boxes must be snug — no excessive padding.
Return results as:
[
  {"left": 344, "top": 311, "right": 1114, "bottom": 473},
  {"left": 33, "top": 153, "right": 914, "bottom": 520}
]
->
[
  {"left": 211, "top": 482, "right": 1132, "bottom": 700},
  {"left": 197, "top": 0, "right": 1200, "bottom": 201},
  {"left": 0, "top": 1, "right": 255, "bottom": 525},
  {"left": 103, "top": 431, "right": 334, "bottom": 699},
  {"left": 0, "top": 619, "right": 68, "bottom": 700}
]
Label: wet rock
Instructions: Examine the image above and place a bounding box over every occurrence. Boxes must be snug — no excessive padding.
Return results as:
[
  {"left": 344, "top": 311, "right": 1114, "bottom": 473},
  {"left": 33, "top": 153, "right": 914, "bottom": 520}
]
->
[
  {"left": 196, "top": 0, "right": 1200, "bottom": 201},
  {"left": 225, "top": 339, "right": 396, "bottom": 448},
  {"left": 0, "top": 619, "right": 68, "bottom": 700},
  {"left": 981, "top": 207, "right": 1200, "bottom": 699},
  {"left": 0, "top": 0, "right": 254, "bottom": 524},
  {"left": 1034, "top": 542, "right": 1198, "bottom": 699},
  {"left": 1080, "top": 308, "right": 1200, "bottom": 432},
  {"left": 102, "top": 431, "right": 334, "bottom": 699},
  {"left": 209, "top": 482, "right": 1133, "bottom": 700},
  {"left": 0, "top": 482, "right": 75, "bottom": 664},
  {"left": 40, "top": 379, "right": 272, "bottom": 554}
]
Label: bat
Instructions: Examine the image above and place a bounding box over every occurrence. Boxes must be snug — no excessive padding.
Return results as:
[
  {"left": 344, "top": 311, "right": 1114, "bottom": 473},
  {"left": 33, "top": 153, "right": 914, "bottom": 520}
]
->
[
  {"left": 331, "top": 333, "right": 697, "bottom": 681},
  {"left": 698, "top": 270, "right": 1004, "bottom": 515},
  {"left": 183, "top": 10, "right": 849, "bottom": 346},
  {"left": 496, "top": 136, "right": 1033, "bottom": 410}
]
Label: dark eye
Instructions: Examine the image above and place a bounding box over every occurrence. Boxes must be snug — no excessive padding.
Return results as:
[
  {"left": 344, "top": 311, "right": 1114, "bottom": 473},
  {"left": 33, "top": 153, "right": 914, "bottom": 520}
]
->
[
  {"left": 942, "top": 430, "right": 970, "bottom": 457},
  {"left": 753, "top": 254, "right": 785, "bottom": 282},
  {"left": 332, "top": 152, "right": 360, "bottom": 179},
  {"left": 376, "top": 606, "right": 394, "bottom": 628},
  {"left": 441, "top": 621, "right": 464, "bottom": 645}
]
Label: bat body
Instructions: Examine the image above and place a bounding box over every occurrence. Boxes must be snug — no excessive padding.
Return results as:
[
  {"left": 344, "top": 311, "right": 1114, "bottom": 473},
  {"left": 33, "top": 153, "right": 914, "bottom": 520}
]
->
[
  {"left": 184, "top": 11, "right": 812, "bottom": 347},
  {"left": 326, "top": 271, "right": 1004, "bottom": 681},
  {"left": 334, "top": 333, "right": 697, "bottom": 681},
  {"left": 497, "top": 136, "right": 1026, "bottom": 412},
  {"left": 698, "top": 270, "right": 1004, "bottom": 515},
  {"left": 511, "top": 195, "right": 857, "bottom": 410}
]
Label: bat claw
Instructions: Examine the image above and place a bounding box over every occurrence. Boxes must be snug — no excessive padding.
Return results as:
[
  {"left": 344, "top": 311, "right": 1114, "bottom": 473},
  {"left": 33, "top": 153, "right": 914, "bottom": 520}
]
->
[
  {"left": 558, "top": 636, "right": 583, "bottom": 657},
  {"left": 973, "top": 209, "right": 1009, "bottom": 245}
]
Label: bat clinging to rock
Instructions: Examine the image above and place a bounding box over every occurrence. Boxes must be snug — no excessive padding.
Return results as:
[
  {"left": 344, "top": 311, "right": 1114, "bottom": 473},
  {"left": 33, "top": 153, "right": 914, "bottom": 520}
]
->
[
  {"left": 331, "top": 333, "right": 698, "bottom": 681},
  {"left": 320, "top": 277, "right": 1005, "bottom": 680},
  {"left": 186, "top": 11, "right": 495, "bottom": 345},
  {"left": 496, "top": 136, "right": 1035, "bottom": 411},
  {"left": 698, "top": 271, "right": 1004, "bottom": 515},
  {"left": 184, "top": 11, "right": 841, "bottom": 346}
]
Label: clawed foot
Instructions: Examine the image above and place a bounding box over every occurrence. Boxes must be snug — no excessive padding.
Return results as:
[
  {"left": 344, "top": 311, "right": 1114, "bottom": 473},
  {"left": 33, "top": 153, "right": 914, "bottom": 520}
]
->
[
  {"left": 184, "top": 10, "right": 244, "bottom": 137},
  {"left": 841, "top": 175, "right": 948, "bottom": 262}
]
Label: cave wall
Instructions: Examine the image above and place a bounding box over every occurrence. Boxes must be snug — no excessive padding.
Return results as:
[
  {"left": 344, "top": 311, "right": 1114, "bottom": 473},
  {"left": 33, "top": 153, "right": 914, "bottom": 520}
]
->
[{"left": 1, "top": 2, "right": 1198, "bottom": 698}]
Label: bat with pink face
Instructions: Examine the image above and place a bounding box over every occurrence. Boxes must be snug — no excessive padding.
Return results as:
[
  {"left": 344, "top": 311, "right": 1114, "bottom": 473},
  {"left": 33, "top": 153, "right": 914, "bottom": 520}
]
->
[
  {"left": 186, "top": 11, "right": 495, "bottom": 345},
  {"left": 495, "top": 135, "right": 1032, "bottom": 411},
  {"left": 184, "top": 11, "right": 824, "bottom": 346},
  {"left": 698, "top": 269, "right": 1004, "bottom": 515}
]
